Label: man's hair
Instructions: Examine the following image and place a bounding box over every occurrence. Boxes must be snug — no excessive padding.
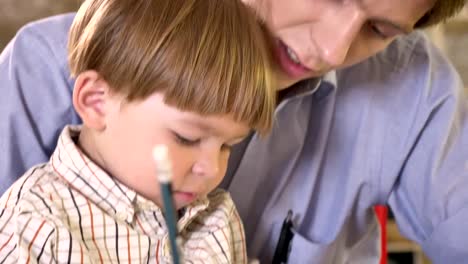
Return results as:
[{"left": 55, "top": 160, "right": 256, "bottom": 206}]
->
[
  {"left": 416, "top": 0, "right": 466, "bottom": 28},
  {"left": 68, "top": 0, "right": 275, "bottom": 134}
]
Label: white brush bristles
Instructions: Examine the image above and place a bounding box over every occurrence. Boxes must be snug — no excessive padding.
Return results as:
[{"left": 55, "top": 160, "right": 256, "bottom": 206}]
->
[{"left": 152, "top": 145, "right": 172, "bottom": 183}]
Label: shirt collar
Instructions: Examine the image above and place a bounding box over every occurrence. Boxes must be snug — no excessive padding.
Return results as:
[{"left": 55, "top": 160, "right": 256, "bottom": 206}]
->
[
  {"left": 50, "top": 125, "right": 138, "bottom": 223},
  {"left": 313, "top": 71, "right": 337, "bottom": 101},
  {"left": 322, "top": 70, "right": 337, "bottom": 88},
  {"left": 277, "top": 71, "right": 337, "bottom": 111}
]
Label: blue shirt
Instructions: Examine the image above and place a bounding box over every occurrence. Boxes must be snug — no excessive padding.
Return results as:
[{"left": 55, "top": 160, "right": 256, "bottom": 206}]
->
[{"left": 1, "top": 14, "right": 467, "bottom": 263}]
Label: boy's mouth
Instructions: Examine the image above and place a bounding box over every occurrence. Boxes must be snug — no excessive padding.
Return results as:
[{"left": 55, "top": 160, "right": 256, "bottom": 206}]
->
[{"left": 174, "top": 191, "right": 197, "bottom": 204}]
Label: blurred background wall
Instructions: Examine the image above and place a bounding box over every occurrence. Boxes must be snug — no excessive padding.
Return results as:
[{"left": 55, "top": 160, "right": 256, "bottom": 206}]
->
[
  {"left": 427, "top": 6, "right": 468, "bottom": 87},
  {"left": 0, "top": 0, "right": 79, "bottom": 49}
]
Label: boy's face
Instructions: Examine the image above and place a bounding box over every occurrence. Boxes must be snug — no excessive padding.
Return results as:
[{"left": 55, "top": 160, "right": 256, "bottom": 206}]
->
[
  {"left": 97, "top": 93, "right": 249, "bottom": 209},
  {"left": 243, "top": 0, "right": 435, "bottom": 88}
]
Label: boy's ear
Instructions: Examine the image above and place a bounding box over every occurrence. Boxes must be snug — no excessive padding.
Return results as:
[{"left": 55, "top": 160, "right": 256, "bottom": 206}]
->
[{"left": 73, "top": 70, "right": 112, "bottom": 131}]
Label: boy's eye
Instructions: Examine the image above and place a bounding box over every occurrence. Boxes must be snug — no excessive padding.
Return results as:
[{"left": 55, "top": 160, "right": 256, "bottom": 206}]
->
[
  {"left": 221, "top": 144, "right": 233, "bottom": 152},
  {"left": 174, "top": 133, "right": 200, "bottom": 146}
]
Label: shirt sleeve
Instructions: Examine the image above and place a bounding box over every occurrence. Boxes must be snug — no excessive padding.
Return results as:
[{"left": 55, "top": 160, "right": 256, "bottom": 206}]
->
[
  {"left": 387, "top": 35, "right": 468, "bottom": 263},
  {"left": 0, "top": 14, "right": 79, "bottom": 195}
]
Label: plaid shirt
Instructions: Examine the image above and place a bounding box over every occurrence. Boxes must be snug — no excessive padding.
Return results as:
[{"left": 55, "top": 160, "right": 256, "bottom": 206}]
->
[{"left": 0, "top": 126, "right": 247, "bottom": 263}]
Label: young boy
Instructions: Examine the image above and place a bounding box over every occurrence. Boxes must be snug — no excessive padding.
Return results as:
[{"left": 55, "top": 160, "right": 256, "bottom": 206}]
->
[{"left": 0, "top": 0, "right": 275, "bottom": 263}]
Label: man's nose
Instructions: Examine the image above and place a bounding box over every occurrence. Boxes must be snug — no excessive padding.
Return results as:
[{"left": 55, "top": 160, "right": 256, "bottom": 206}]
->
[{"left": 309, "top": 5, "right": 364, "bottom": 68}]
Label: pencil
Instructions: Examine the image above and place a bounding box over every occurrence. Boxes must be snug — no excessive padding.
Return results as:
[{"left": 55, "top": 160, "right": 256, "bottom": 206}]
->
[{"left": 152, "top": 145, "right": 181, "bottom": 264}]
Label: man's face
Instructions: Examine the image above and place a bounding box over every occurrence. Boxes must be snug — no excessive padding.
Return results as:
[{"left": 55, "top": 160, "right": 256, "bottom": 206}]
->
[{"left": 243, "top": 0, "right": 435, "bottom": 88}]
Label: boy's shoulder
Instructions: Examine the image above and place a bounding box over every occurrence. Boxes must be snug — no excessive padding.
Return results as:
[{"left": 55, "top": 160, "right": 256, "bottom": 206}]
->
[{"left": 0, "top": 163, "right": 63, "bottom": 214}]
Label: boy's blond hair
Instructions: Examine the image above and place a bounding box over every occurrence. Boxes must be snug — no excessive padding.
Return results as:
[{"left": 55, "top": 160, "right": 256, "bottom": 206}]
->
[{"left": 68, "top": 0, "right": 275, "bottom": 134}]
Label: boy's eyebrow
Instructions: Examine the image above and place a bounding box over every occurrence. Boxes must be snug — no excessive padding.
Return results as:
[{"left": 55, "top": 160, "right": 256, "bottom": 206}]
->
[
  {"left": 180, "top": 118, "right": 213, "bottom": 132},
  {"left": 180, "top": 117, "right": 249, "bottom": 141}
]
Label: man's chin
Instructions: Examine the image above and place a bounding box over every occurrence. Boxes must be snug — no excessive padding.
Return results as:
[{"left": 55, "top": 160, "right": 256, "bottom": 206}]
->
[
  {"left": 276, "top": 74, "right": 320, "bottom": 91},
  {"left": 277, "top": 77, "right": 301, "bottom": 91}
]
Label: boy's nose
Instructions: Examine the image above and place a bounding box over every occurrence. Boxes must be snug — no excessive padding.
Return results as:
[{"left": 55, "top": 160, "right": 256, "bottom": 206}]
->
[
  {"left": 309, "top": 5, "right": 364, "bottom": 68},
  {"left": 192, "top": 150, "right": 221, "bottom": 179}
]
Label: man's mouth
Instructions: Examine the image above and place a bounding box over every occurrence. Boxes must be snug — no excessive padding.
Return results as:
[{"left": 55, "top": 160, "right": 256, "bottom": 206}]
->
[
  {"left": 285, "top": 44, "right": 301, "bottom": 65},
  {"left": 276, "top": 39, "right": 314, "bottom": 79}
]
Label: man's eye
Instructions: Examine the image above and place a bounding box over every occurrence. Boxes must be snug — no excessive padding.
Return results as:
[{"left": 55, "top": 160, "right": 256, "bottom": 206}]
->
[
  {"left": 369, "top": 24, "right": 388, "bottom": 39},
  {"left": 368, "top": 22, "right": 403, "bottom": 40},
  {"left": 174, "top": 133, "right": 200, "bottom": 146}
]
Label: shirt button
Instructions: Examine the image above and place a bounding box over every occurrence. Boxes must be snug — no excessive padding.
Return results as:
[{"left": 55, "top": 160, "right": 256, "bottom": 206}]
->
[
  {"left": 140, "top": 203, "right": 150, "bottom": 211},
  {"left": 116, "top": 212, "right": 128, "bottom": 222}
]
